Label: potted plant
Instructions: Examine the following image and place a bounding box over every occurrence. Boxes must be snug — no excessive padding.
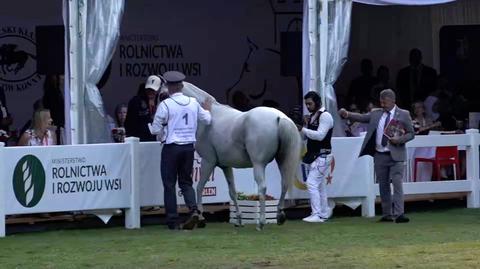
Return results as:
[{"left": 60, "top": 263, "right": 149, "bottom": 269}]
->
[{"left": 229, "top": 192, "right": 279, "bottom": 224}]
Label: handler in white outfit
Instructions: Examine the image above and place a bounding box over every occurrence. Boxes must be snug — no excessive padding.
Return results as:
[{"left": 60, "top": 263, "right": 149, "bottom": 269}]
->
[{"left": 296, "top": 91, "right": 334, "bottom": 223}]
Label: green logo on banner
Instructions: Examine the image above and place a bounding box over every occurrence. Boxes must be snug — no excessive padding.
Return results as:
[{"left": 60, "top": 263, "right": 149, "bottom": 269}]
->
[{"left": 12, "top": 155, "right": 45, "bottom": 207}]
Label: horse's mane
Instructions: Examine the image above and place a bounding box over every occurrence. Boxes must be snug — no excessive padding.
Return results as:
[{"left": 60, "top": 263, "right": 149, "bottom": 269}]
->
[
  {"left": 181, "top": 82, "right": 218, "bottom": 104},
  {"left": 159, "top": 81, "right": 239, "bottom": 111}
]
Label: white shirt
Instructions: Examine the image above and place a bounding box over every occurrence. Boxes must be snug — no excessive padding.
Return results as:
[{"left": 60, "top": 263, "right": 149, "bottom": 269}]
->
[
  {"left": 424, "top": 95, "right": 439, "bottom": 121},
  {"left": 301, "top": 107, "right": 334, "bottom": 141},
  {"left": 376, "top": 106, "right": 396, "bottom": 152},
  {"left": 149, "top": 92, "right": 211, "bottom": 144}
]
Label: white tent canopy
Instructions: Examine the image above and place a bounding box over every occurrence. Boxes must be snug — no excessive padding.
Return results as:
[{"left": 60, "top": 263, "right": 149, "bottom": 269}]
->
[
  {"left": 64, "top": 0, "right": 460, "bottom": 143},
  {"left": 303, "top": 0, "right": 458, "bottom": 136},
  {"left": 354, "top": 0, "right": 455, "bottom": 5}
]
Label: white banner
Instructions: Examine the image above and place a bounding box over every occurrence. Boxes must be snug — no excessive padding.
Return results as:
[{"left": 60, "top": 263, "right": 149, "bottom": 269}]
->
[
  {"left": 2, "top": 143, "right": 131, "bottom": 214},
  {"left": 138, "top": 138, "right": 373, "bottom": 208}
]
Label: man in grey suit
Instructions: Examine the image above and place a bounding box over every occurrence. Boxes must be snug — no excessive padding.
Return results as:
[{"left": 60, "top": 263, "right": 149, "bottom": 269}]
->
[{"left": 339, "top": 89, "right": 414, "bottom": 223}]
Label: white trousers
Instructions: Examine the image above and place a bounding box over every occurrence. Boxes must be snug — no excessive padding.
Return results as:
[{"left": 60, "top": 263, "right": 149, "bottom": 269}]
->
[{"left": 306, "top": 154, "right": 332, "bottom": 218}]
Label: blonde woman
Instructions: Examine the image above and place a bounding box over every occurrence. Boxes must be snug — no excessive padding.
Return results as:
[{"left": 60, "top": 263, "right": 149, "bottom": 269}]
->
[{"left": 18, "top": 108, "right": 57, "bottom": 146}]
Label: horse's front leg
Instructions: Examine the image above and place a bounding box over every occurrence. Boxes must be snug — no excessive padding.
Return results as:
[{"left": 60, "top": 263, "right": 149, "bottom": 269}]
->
[
  {"left": 253, "top": 164, "right": 267, "bottom": 231},
  {"left": 222, "top": 167, "right": 242, "bottom": 227},
  {"left": 196, "top": 159, "right": 216, "bottom": 228}
]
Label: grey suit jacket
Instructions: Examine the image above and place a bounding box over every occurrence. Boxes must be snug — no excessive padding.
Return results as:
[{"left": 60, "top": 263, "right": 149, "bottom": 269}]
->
[{"left": 347, "top": 107, "right": 415, "bottom": 161}]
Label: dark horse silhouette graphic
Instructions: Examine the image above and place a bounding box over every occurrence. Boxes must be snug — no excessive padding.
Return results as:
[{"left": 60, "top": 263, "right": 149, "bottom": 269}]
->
[{"left": 0, "top": 44, "right": 36, "bottom": 75}]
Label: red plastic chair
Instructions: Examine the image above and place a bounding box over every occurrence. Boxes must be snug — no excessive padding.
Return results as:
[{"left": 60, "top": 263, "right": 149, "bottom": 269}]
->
[{"left": 413, "top": 146, "right": 460, "bottom": 181}]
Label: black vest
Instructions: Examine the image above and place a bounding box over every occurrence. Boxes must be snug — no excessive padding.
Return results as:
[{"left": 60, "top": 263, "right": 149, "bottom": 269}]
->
[{"left": 306, "top": 110, "right": 333, "bottom": 155}]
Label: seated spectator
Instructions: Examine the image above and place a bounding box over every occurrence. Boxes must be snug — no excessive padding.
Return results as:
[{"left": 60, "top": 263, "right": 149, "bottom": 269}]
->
[
  {"left": 411, "top": 101, "right": 440, "bottom": 135},
  {"left": 424, "top": 75, "right": 449, "bottom": 121},
  {"left": 345, "top": 103, "right": 367, "bottom": 137},
  {"left": 18, "top": 108, "right": 57, "bottom": 146},
  {"left": 112, "top": 103, "right": 127, "bottom": 143},
  {"left": 434, "top": 94, "right": 457, "bottom": 131},
  {"left": 365, "top": 101, "right": 378, "bottom": 113},
  {"left": 0, "top": 85, "right": 13, "bottom": 133}
]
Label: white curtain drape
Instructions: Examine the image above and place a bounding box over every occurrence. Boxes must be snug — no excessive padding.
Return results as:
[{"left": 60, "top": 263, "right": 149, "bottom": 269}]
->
[
  {"left": 324, "top": 1, "right": 352, "bottom": 136},
  {"left": 303, "top": 0, "right": 352, "bottom": 136},
  {"left": 354, "top": 0, "right": 456, "bottom": 5},
  {"left": 302, "top": 0, "right": 312, "bottom": 105},
  {"left": 84, "top": 0, "right": 124, "bottom": 143}
]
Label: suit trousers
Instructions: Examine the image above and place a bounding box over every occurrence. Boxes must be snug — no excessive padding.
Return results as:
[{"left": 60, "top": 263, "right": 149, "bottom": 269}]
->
[
  {"left": 161, "top": 143, "right": 197, "bottom": 225},
  {"left": 374, "top": 152, "right": 405, "bottom": 217}
]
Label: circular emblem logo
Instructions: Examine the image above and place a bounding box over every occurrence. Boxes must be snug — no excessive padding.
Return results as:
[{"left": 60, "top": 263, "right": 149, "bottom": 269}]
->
[
  {"left": 0, "top": 34, "right": 37, "bottom": 83},
  {"left": 0, "top": 26, "right": 41, "bottom": 92},
  {"left": 12, "top": 155, "right": 46, "bottom": 207}
]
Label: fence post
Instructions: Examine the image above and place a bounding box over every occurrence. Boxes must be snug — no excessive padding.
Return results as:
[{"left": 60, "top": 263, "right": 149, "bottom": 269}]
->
[
  {"left": 0, "top": 142, "right": 5, "bottom": 237},
  {"left": 362, "top": 156, "right": 376, "bottom": 217},
  {"left": 466, "top": 129, "right": 480, "bottom": 208},
  {"left": 125, "top": 137, "right": 141, "bottom": 229}
]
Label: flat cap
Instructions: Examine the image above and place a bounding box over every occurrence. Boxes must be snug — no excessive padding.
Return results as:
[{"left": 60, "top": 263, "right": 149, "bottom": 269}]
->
[{"left": 163, "top": 71, "right": 186, "bottom": 84}]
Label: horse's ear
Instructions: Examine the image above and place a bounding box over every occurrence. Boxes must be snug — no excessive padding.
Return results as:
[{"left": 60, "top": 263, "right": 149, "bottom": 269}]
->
[{"left": 157, "top": 75, "right": 167, "bottom": 87}]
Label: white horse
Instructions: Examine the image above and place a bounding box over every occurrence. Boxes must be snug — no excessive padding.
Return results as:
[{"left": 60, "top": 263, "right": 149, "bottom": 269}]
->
[{"left": 160, "top": 81, "right": 302, "bottom": 230}]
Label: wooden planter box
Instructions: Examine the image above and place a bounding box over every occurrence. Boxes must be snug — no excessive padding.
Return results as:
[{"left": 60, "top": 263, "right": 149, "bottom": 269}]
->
[{"left": 229, "top": 200, "right": 279, "bottom": 224}]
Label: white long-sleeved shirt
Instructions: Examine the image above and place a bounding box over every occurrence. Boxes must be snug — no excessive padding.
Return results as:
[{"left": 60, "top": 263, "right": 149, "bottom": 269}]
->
[
  {"left": 301, "top": 107, "right": 334, "bottom": 141},
  {"left": 149, "top": 92, "right": 211, "bottom": 144}
]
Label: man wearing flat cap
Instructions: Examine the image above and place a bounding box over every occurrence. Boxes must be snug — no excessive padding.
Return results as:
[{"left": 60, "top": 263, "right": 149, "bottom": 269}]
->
[{"left": 149, "top": 71, "right": 213, "bottom": 230}]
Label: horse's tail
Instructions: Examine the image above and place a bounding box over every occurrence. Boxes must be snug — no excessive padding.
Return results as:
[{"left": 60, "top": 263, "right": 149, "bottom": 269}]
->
[{"left": 275, "top": 117, "right": 302, "bottom": 190}]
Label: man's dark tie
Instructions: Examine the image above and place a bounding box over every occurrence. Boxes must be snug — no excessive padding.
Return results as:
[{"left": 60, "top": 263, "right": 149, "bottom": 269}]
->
[{"left": 381, "top": 112, "right": 391, "bottom": 147}]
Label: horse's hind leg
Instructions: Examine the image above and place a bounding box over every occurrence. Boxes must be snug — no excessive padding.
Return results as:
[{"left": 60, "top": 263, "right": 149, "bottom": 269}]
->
[
  {"left": 196, "top": 159, "right": 216, "bottom": 228},
  {"left": 222, "top": 167, "right": 242, "bottom": 227},
  {"left": 253, "top": 164, "right": 267, "bottom": 231},
  {"left": 275, "top": 159, "right": 293, "bottom": 225},
  {"left": 276, "top": 171, "right": 289, "bottom": 225}
]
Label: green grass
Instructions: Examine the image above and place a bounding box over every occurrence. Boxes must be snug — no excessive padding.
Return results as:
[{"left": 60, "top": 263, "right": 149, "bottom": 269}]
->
[{"left": 1, "top": 208, "right": 480, "bottom": 269}]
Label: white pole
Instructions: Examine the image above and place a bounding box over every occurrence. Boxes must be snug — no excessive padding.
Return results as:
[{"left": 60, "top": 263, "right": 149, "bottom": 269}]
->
[
  {"left": 0, "top": 142, "right": 5, "bottom": 237},
  {"left": 308, "top": 0, "right": 318, "bottom": 94},
  {"left": 362, "top": 156, "right": 376, "bottom": 217},
  {"left": 466, "top": 129, "right": 480, "bottom": 208},
  {"left": 125, "top": 137, "right": 141, "bottom": 229},
  {"left": 319, "top": 0, "right": 329, "bottom": 107},
  {"left": 67, "top": 0, "right": 88, "bottom": 144}
]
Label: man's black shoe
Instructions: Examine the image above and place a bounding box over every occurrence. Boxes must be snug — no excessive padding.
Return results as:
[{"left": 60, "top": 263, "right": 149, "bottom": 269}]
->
[
  {"left": 197, "top": 219, "right": 206, "bottom": 228},
  {"left": 378, "top": 216, "right": 394, "bottom": 222},
  {"left": 395, "top": 214, "right": 410, "bottom": 223},
  {"left": 181, "top": 214, "right": 199, "bottom": 230}
]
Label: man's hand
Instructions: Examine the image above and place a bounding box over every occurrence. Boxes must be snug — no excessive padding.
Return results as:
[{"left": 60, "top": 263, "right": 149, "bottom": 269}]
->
[
  {"left": 303, "top": 115, "right": 310, "bottom": 125},
  {"left": 389, "top": 136, "right": 401, "bottom": 145},
  {"left": 202, "top": 97, "right": 213, "bottom": 111},
  {"left": 338, "top": 108, "right": 348, "bottom": 119}
]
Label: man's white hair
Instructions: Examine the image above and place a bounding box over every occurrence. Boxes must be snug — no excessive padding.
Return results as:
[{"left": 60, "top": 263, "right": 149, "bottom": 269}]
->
[{"left": 380, "top": 89, "right": 396, "bottom": 101}]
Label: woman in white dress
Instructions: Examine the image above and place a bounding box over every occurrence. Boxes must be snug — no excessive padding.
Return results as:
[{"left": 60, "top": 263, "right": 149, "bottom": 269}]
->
[{"left": 18, "top": 108, "right": 57, "bottom": 146}]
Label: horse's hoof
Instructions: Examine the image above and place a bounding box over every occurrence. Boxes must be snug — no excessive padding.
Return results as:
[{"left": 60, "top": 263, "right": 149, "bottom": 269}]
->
[
  {"left": 277, "top": 211, "right": 286, "bottom": 225},
  {"left": 197, "top": 219, "right": 206, "bottom": 228},
  {"left": 234, "top": 224, "right": 244, "bottom": 228},
  {"left": 256, "top": 223, "right": 264, "bottom": 231}
]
